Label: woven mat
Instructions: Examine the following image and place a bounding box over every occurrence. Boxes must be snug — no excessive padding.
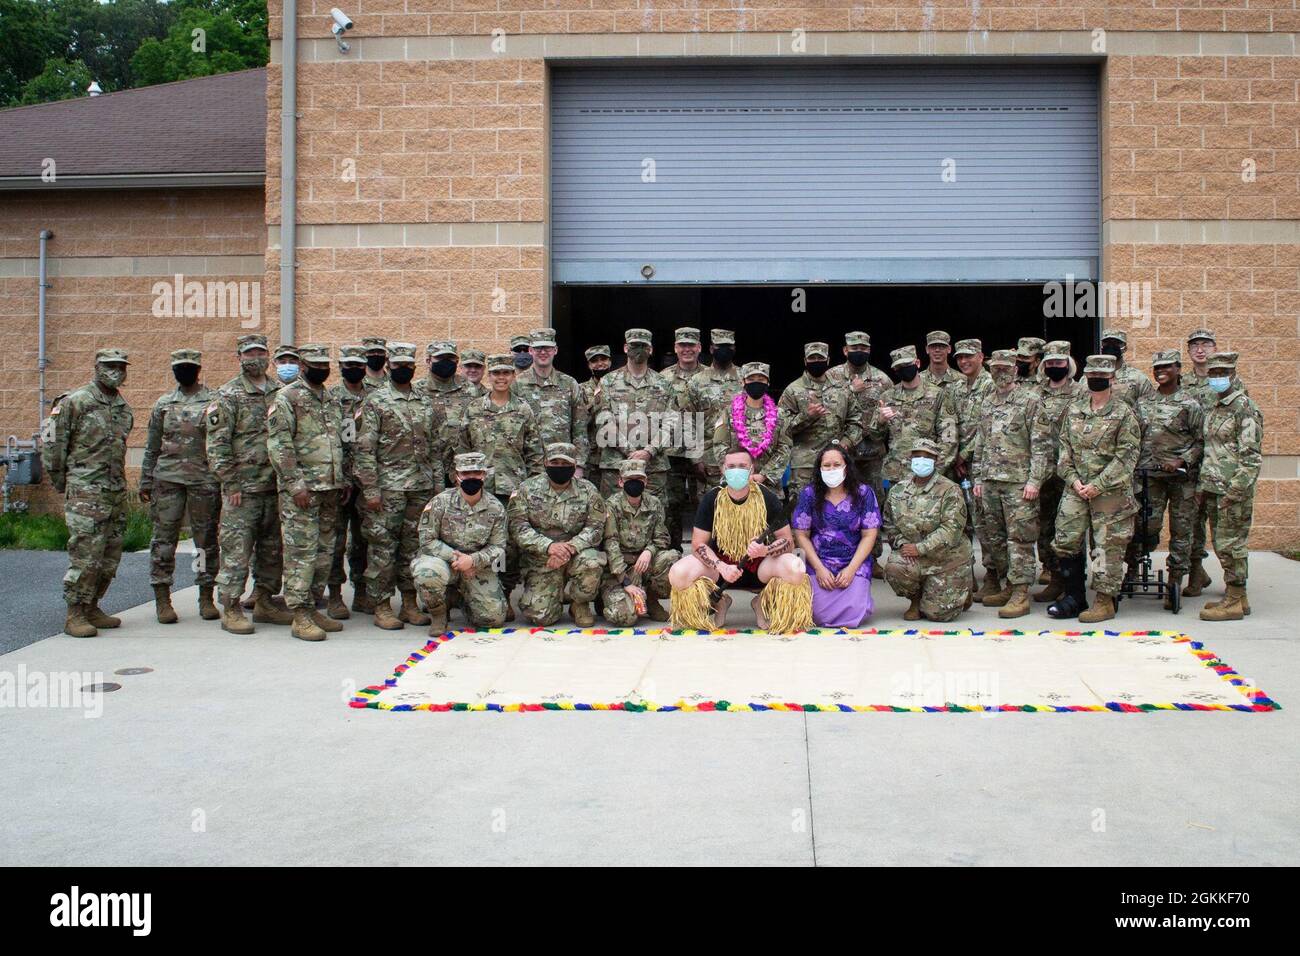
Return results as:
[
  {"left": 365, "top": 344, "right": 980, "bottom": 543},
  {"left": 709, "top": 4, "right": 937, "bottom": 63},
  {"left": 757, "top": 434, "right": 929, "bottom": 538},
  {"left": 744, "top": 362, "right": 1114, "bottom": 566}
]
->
[{"left": 349, "top": 628, "right": 1278, "bottom": 714}]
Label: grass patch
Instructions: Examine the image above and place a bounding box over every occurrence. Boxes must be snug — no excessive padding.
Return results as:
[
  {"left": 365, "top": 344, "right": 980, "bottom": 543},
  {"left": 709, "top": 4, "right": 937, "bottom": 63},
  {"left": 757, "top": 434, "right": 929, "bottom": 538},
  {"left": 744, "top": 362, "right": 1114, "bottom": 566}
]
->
[
  {"left": 1279, "top": 550, "right": 1300, "bottom": 563},
  {"left": 0, "top": 508, "right": 154, "bottom": 552},
  {"left": 123, "top": 509, "right": 152, "bottom": 552}
]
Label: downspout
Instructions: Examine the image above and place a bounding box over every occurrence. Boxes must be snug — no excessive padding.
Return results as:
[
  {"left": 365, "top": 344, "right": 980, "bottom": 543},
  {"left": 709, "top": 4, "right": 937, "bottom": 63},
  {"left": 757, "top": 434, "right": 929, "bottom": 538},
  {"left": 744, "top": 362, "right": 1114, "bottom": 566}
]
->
[
  {"left": 38, "top": 229, "right": 52, "bottom": 424},
  {"left": 280, "top": 0, "right": 297, "bottom": 347}
]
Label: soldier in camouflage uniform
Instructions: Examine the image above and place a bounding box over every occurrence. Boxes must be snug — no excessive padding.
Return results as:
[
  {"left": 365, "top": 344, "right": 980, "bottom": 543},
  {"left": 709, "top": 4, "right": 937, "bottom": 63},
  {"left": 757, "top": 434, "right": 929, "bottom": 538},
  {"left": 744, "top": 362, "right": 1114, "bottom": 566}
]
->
[
  {"left": 1099, "top": 328, "right": 1154, "bottom": 410},
  {"left": 411, "top": 452, "right": 508, "bottom": 634},
  {"left": 578, "top": 345, "right": 613, "bottom": 492},
  {"left": 273, "top": 343, "right": 300, "bottom": 386},
  {"left": 1125, "top": 350, "right": 1204, "bottom": 604},
  {"left": 970, "top": 350, "right": 1042, "bottom": 618},
  {"left": 778, "top": 342, "right": 865, "bottom": 505},
  {"left": 685, "top": 329, "right": 742, "bottom": 486},
  {"left": 139, "top": 348, "right": 220, "bottom": 624},
  {"left": 510, "top": 333, "right": 533, "bottom": 371},
  {"left": 590, "top": 328, "right": 676, "bottom": 506},
  {"left": 868, "top": 346, "right": 959, "bottom": 502},
  {"left": 420, "top": 340, "right": 476, "bottom": 487},
  {"left": 355, "top": 342, "right": 439, "bottom": 631},
  {"left": 43, "top": 348, "right": 134, "bottom": 638},
  {"left": 1028, "top": 340, "right": 1079, "bottom": 603},
  {"left": 1182, "top": 328, "right": 1221, "bottom": 597},
  {"left": 952, "top": 338, "right": 995, "bottom": 595},
  {"left": 1014, "top": 337, "right": 1047, "bottom": 394},
  {"left": 1051, "top": 354, "right": 1142, "bottom": 624},
  {"left": 1197, "top": 352, "right": 1263, "bottom": 621},
  {"left": 512, "top": 327, "right": 590, "bottom": 477},
  {"left": 660, "top": 327, "right": 705, "bottom": 544},
  {"left": 361, "top": 336, "right": 388, "bottom": 390},
  {"left": 600, "top": 459, "right": 679, "bottom": 625},
  {"left": 460, "top": 353, "right": 544, "bottom": 616},
  {"left": 266, "top": 344, "right": 350, "bottom": 641},
  {"left": 711, "top": 362, "right": 792, "bottom": 488},
  {"left": 507, "top": 442, "right": 608, "bottom": 627},
  {"left": 881, "top": 438, "right": 972, "bottom": 622},
  {"left": 920, "top": 330, "right": 964, "bottom": 394},
  {"left": 206, "top": 334, "right": 292, "bottom": 634},
  {"left": 326, "top": 345, "right": 370, "bottom": 617},
  {"left": 461, "top": 348, "right": 487, "bottom": 398}
]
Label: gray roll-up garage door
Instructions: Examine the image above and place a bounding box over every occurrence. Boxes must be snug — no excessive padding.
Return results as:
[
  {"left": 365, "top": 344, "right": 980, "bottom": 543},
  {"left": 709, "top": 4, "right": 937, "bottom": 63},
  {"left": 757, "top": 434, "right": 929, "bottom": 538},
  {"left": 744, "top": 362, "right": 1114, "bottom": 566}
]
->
[{"left": 550, "top": 63, "right": 1099, "bottom": 284}]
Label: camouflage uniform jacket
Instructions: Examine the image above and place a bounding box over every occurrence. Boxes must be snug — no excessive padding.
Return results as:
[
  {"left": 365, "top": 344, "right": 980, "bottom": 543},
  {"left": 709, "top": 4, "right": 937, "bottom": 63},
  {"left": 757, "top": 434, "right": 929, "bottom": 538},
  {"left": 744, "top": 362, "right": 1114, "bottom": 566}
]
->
[
  {"left": 1112, "top": 363, "right": 1155, "bottom": 410},
  {"left": 507, "top": 474, "right": 608, "bottom": 564},
  {"left": 140, "top": 385, "right": 216, "bottom": 491},
  {"left": 603, "top": 490, "right": 671, "bottom": 577},
  {"left": 868, "top": 380, "right": 959, "bottom": 483},
  {"left": 1027, "top": 380, "right": 1079, "bottom": 487},
  {"left": 955, "top": 369, "right": 994, "bottom": 465},
  {"left": 922, "top": 365, "right": 965, "bottom": 394},
  {"left": 459, "top": 394, "right": 544, "bottom": 496},
  {"left": 661, "top": 363, "right": 703, "bottom": 460},
  {"left": 710, "top": 399, "right": 792, "bottom": 486},
  {"left": 266, "top": 379, "right": 350, "bottom": 494},
  {"left": 827, "top": 361, "right": 892, "bottom": 461},
  {"left": 206, "top": 373, "right": 282, "bottom": 494},
  {"left": 328, "top": 381, "right": 369, "bottom": 420},
  {"left": 1136, "top": 387, "right": 1204, "bottom": 476},
  {"left": 591, "top": 366, "right": 676, "bottom": 473},
  {"left": 882, "top": 474, "right": 972, "bottom": 570},
  {"left": 511, "top": 366, "right": 590, "bottom": 469},
  {"left": 1056, "top": 395, "right": 1141, "bottom": 497},
  {"left": 416, "top": 488, "right": 507, "bottom": 571},
  {"left": 971, "top": 388, "right": 1041, "bottom": 485},
  {"left": 685, "top": 364, "right": 743, "bottom": 468},
  {"left": 42, "top": 383, "right": 133, "bottom": 493},
  {"left": 422, "top": 374, "right": 478, "bottom": 477},
  {"left": 1197, "top": 386, "right": 1263, "bottom": 499},
  {"left": 777, "top": 373, "right": 865, "bottom": 469},
  {"left": 354, "top": 381, "right": 438, "bottom": 495}
]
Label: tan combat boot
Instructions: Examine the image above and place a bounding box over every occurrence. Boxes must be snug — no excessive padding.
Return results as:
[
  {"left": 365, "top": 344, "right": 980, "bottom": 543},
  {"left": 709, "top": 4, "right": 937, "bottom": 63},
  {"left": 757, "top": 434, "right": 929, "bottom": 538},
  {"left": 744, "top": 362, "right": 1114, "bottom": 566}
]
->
[
  {"left": 153, "top": 584, "right": 178, "bottom": 624},
  {"left": 64, "top": 604, "right": 98, "bottom": 638},
  {"left": 1203, "top": 587, "right": 1252, "bottom": 616},
  {"left": 1200, "top": 585, "right": 1247, "bottom": 622},
  {"left": 1033, "top": 570, "right": 1065, "bottom": 603},
  {"left": 1037, "top": 568, "right": 1052, "bottom": 585},
  {"left": 982, "top": 579, "right": 1011, "bottom": 607},
  {"left": 291, "top": 607, "right": 327, "bottom": 641},
  {"left": 902, "top": 595, "right": 922, "bottom": 621},
  {"left": 85, "top": 589, "right": 121, "bottom": 628},
  {"left": 373, "top": 598, "right": 405, "bottom": 630},
  {"left": 971, "top": 574, "right": 995, "bottom": 602},
  {"left": 1078, "top": 593, "right": 1117, "bottom": 624},
  {"left": 398, "top": 589, "right": 430, "bottom": 626},
  {"left": 326, "top": 584, "right": 351, "bottom": 620},
  {"left": 352, "top": 590, "right": 376, "bottom": 614},
  {"left": 646, "top": 598, "right": 671, "bottom": 622},
  {"left": 570, "top": 601, "right": 596, "bottom": 627},
  {"left": 1164, "top": 576, "right": 1184, "bottom": 611},
  {"left": 1182, "top": 560, "right": 1211, "bottom": 597},
  {"left": 998, "top": 585, "right": 1031, "bottom": 619},
  {"left": 221, "top": 597, "right": 254, "bottom": 635},
  {"left": 310, "top": 609, "right": 343, "bottom": 633},
  {"left": 425, "top": 601, "right": 448, "bottom": 636},
  {"left": 252, "top": 587, "right": 294, "bottom": 625},
  {"left": 197, "top": 586, "right": 220, "bottom": 621}
]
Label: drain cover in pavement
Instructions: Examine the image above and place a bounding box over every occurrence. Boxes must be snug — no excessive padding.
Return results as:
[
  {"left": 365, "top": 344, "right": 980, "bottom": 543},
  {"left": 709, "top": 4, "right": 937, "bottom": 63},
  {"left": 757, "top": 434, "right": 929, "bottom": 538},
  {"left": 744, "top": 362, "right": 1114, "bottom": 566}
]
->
[
  {"left": 114, "top": 667, "right": 153, "bottom": 676},
  {"left": 81, "top": 682, "right": 122, "bottom": 693}
]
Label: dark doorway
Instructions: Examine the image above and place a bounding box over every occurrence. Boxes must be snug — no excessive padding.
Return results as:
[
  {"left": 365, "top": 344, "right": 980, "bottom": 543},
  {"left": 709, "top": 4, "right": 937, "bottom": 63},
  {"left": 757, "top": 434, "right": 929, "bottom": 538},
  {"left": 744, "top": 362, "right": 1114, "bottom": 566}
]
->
[{"left": 552, "top": 284, "right": 1099, "bottom": 385}]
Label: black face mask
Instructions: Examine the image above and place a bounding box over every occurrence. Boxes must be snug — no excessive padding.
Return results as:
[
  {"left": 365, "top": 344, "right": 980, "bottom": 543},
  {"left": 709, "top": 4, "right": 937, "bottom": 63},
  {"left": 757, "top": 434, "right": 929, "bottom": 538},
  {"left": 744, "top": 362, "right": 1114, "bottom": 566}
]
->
[
  {"left": 627, "top": 344, "right": 651, "bottom": 363},
  {"left": 590, "top": 366, "right": 610, "bottom": 380},
  {"left": 173, "top": 364, "right": 199, "bottom": 387},
  {"left": 304, "top": 365, "right": 330, "bottom": 385},
  {"left": 1102, "top": 343, "right": 1123, "bottom": 359},
  {"left": 712, "top": 345, "right": 735, "bottom": 366},
  {"left": 390, "top": 366, "right": 415, "bottom": 385},
  {"left": 623, "top": 479, "right": 645, "bottom": 498},
  {"left": 545, "top": 465, "right": 575, "bottom": 485},
  {"left": 366, "top": 355, "right": 386, "bottom": 371},
  {"left": 805, "top": 360, "right": 829, "bottom": 377},
  {"left": 744, "top": 381, "right": 769, "bottom": 400},
  {"left": 431, "top": 358, "right": 457, "bottom": 379},
  {"left": 513, "top": 352, "right": 532, "bottom": 370},
  {"left": 896, "top": 364, "right": 918, "bottom": 383},
  {"left": 846, "top": 351, "right": 870, "bottom": 367},
  {"left": 342, "top": 365, "right": 366, "bottom": 384},
  {"left": 459, "top": 477, "right": 484, "bottom": 497},
  {"left": 1016, "top": 361, "right": 1032, "bottom": 378},
  {"left": 1087, "top": 377, "right": 1110, "bottom": 392},
  {"left": 1044, "top": 365, "right": 1070, "bottom": 383}
]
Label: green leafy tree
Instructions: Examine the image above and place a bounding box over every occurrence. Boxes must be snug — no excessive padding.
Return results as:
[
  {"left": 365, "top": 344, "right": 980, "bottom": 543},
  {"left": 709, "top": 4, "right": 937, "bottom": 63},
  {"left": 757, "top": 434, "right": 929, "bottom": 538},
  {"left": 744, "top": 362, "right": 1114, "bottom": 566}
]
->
[
  {"left": 18, "top": 55, "right": 92, "bottom": 104},
  {"left": 131, "top": 0, "right": 268, "bottom": 87}
]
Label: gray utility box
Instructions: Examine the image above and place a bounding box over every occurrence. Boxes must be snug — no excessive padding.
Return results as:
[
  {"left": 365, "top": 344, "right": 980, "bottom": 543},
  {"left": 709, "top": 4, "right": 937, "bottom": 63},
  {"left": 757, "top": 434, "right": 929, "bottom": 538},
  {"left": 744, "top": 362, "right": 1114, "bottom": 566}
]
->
[{"left": 3, "top": 437, "right": 42, "bottom": 486}]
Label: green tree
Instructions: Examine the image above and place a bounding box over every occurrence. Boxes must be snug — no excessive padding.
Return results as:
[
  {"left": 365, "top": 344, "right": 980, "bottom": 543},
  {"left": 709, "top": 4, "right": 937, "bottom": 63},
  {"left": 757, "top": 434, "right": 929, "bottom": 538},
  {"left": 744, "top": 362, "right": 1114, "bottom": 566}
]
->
[
  {"left": 18, "top": 55, "right": 92, "bottom": 104},
  {"left": 130, "top": 0, "right": 268, "bottom": 87}
]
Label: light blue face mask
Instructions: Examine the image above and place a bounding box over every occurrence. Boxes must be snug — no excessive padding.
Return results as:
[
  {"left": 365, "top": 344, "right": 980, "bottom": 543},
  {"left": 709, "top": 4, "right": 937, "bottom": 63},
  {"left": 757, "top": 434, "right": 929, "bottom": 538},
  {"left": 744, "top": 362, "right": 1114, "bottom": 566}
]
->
[
  {"left": 1208, "top": 376, "right": 1231, "bottom": 394},
  {"left": 276, "top": 363, "right": 299, "bottom": 382},
  {"left": 724, "top": 467, "right": 752, "bottom": 491},
  {"left": 910, "top": 457, "right": 936, "bottom": 479}
]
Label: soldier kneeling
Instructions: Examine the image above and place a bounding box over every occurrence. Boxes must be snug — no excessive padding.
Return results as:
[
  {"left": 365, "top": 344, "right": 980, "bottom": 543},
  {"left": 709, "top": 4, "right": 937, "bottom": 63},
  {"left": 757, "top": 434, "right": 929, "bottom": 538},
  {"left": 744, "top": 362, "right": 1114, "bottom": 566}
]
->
[
  {"left": 601, "top": 459, "right": 680, "bottom": 625},
  {"left": 411, "top": 453, "right": 509, "bottom": 634}
]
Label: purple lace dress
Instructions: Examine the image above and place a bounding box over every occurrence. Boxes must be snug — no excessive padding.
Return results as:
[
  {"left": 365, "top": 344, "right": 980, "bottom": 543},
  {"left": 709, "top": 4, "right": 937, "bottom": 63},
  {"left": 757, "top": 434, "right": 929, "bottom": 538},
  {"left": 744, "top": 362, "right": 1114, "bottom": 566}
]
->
[{"left": 791, "top": 483, "right": 881, "bottom": 626}]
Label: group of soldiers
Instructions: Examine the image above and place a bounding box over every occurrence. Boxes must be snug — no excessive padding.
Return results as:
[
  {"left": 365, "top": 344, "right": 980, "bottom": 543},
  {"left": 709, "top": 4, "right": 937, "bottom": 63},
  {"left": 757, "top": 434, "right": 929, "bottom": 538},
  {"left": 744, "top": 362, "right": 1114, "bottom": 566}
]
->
[{"left": 42, "top": 321, "right": 1262, "bottom": 639}]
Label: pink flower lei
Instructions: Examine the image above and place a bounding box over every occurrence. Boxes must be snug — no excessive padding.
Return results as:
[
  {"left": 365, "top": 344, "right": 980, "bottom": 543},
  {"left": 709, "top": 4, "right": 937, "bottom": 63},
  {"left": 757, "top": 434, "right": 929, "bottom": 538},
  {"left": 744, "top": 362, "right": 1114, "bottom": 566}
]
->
[{"left": 731, "top": 391, "right": 779, "bottom": 459}]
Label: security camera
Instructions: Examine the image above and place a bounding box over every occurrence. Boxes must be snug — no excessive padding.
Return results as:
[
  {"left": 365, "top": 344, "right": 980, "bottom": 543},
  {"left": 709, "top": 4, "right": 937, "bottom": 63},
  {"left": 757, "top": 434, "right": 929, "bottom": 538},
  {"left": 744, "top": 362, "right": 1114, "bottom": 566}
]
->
[{"left": 331, "top": 8, "right": 353, "bottom": 33}]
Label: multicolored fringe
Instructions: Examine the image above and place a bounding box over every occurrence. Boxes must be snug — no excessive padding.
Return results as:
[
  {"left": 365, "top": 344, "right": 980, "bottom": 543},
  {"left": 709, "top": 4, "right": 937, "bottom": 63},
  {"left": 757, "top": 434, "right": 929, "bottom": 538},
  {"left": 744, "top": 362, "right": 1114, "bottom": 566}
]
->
[{"left": 347, "top": 627, "right": 1281, "bottom": 715}]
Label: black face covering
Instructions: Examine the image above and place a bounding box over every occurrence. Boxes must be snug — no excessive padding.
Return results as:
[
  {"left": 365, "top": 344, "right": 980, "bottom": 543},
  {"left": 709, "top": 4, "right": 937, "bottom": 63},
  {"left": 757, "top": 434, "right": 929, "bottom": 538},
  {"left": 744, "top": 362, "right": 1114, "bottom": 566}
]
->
[
  {"left": 1016, "top": 360, "right": 1032, "bottom": 377},
  {"left": 744, "top": 381, "right": 769, "bottom": 400},
  {"left": 1101, "top": 343, "right": 1123, "bottom": 359},
  {"left": 342, "top": 365, "right": 367, "bottom": 384},
  {"left": 513, "top": 352, "right": 533, "bottom": 370},
  {"left": 304, "top": 365, "right": 330, "bottom": 385},
  {"left": 805, "top": 360, "right": 829, "bottom": 378},
  {"left": 389, "top": 365, "right": 415, "bottom": 385},
  {"left": 173, "top": 364, "right": 200, "bottom": 387},
  {"left": 545, "top": 464, "right": 575, "bottom": 485},
  {"left": 459, "top": 477, "right": 484, "bottom": 497},
  {"left": 623, "top": 478, "right": 645, "bottom": 498},
  {"left": 846, "top": 351, "right": 870, "bottom": 367},
  {"left": 627, "top": 344, "right": 651, "bottom": 363},
  {"left": 712, "top": 345, "right": 735, "bottom": 366},
  {"left": 1086, "top": 376, "right": 1110, "bottom": 392},
  {"left": 431, "top": 358, "right": 457, "bottom": 379},
  {"left": 1044, "top": 364, "right": 1070, "bottom": 382},
  {"left": 366, "top": 354, "right": 386, "bottom": 371},
  {"left": 896, "top": 364, "right": 918, "bottom": 383},
  {"left": 590, "top": 366, "right": 610, "bottom": 380}
]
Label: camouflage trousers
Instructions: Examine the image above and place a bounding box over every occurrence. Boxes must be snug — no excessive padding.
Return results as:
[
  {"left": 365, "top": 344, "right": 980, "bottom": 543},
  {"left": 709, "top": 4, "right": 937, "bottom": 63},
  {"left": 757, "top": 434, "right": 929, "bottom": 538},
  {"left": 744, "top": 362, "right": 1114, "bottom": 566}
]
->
[
  {"left": 411, "top": 553, "right": 508, "bottom": 628},
  {"left": 149, "top": 480, "right": 220, "bottom": 588},
  {"left": 883, "top": 551, "right": 971, "bottom": 622},
  {"left": 215, "top": 489, "right": 283, "bottom": 603},
  {"left": 600, "top": 548, "right": 680, "bottom": 626},
  {"left": 518, "top": 548, "right": 604, "bottom": 626},
  {"left": 1052, "top": 489, "right": 1136, "bottom": 596},
  {"left": 1205, "top": 491, "right": 1254, "bottom": 586},
  {"left": 494, "top": 492, "right": 521, "bottom": 600},
  {"left": 664, "top": 456, "right": 698, "bottom": 546},
  {"left": 1192, "top": 494, "right": 1211, "bottom": 562},
  {"left": 278, "top": 489, "right": 339, "bottom": 609},
  {"left": 362, "top": 488, "right": 434, "bottom": 601},
  {"left": 62, "top": 485, "right": 128, "bottom": 606},
  {"left": 976, "top": 480, "right": 1040, "bottom": 586},
  {"left": 329, "top": 483, "right": 366, "bottom": 588},
  {"left": 1125, "top": 474, "right": 1196, "bottom": 575},
  {"left": 1036, "top": 476, "right": 1065, "bottom": 573}
]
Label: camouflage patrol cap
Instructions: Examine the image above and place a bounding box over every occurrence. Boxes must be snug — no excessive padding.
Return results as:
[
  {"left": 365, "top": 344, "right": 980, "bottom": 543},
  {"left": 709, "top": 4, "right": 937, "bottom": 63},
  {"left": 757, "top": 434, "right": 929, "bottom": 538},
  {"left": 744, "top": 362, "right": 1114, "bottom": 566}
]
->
[
  {"left": 674, "top": 327, "right": 701, "bottom": 344},
  {"left": 740, "top": 361, "right": 770, "bottom": 379},
  {"left": 510, "top": 335, "right": 531, "bottom": 351},
  {"left": 274, "top": 344, "right": 299, "bottom": 360},
  {"left": 925, "top": 330, "right": 951, "bottom": 347},
  {"left": 625, "top": 328, "right": 653, "bottom": 345},
  {"left": 426, "top": 340, "right": 458, "bottom": 357},
  {"left": 988, "top": 349, "right": 1017, "bottom": 367},
  {"left": 911, "top": 438, "right": 942, "bottom": 457},
  {"left": 952, "top": 338, "right": 982, "bottom": 357},
  {"left": 1206, "top": 351, "right": 1238, "bottom": 371},
  {"left": 1084, "top": 354, "right": 1118, "bottom": 374},
  {"left": 297, "top": 343, "right": 330, "bottom": 363},
  {"left": 386, "top": 342, "right": 417, "bottom": 364},
  {"left": 890, "top": 345, "right": 919, "bottom": 368},
  {"left": 170, "top": 348, "right": 201, "bottom": 366},
  {"left": 710, "top": 329, "right": 735, "bottom": 346},
  {"left": 584, "top": 345, "right": 611, "bottom": 361},
  {"left": 361, "top": 336, "right": 387, "bottom": 352},
  {"left": 454, "top": 452, "right": 488, "bottom": 473},
  {"left": 845, "top": 331, "right": 871, "bottom": 348},
  {"left": 1016, "top": 337, "right": 1046, "bottom": 358},
  {"left": 1100, "top": 328, "right": 1128, "bottom": 347},
  {"left": 1187, "top": 328, "right": 1217, "bottom": 344},
  {"left": 1152, "top": 349, "right": 1181, "bottom": 367},
  {"left": 803, "top": 341, "right": 830, "bottom": 359},
  {"left": 487, "top": 353, "right": 514, "bottom": 372},
  {"left": 544, "top": 442, "right": 578, "bottom": 463},
  {"left": 618, "top": 458, "right": 648, "bottom": 480},
  {"left": 339, "top": 345, "right": 367, "bottom": 365},
  {"left": 96, "top": 348, "right": 130, "bottom": 364},
  {"left": 461, "top": 348, "right": 485, "bottom": 366},
  {"left": 530, "top": 327, "right": 557, "bottom": 348},
  {"left": 1043, "top": 340, "right": 1072, "bottom": 360},
  {"left": 236, "top": 333, "right": 267, "bottom": 353}
]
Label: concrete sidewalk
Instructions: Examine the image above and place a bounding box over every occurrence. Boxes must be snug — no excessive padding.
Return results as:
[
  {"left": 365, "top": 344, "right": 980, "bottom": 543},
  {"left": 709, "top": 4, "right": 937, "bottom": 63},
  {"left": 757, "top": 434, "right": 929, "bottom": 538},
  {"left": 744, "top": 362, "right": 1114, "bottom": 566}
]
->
[{"left": 0, "top": 552, "right": 1296, "bottom": 866}]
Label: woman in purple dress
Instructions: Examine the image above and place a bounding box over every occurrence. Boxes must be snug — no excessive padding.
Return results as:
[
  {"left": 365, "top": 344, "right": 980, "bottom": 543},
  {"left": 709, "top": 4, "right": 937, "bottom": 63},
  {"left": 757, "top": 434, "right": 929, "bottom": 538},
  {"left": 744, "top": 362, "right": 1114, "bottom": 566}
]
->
[{"left": 791, "top": 442, "right": 881, "bottom": 626}]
